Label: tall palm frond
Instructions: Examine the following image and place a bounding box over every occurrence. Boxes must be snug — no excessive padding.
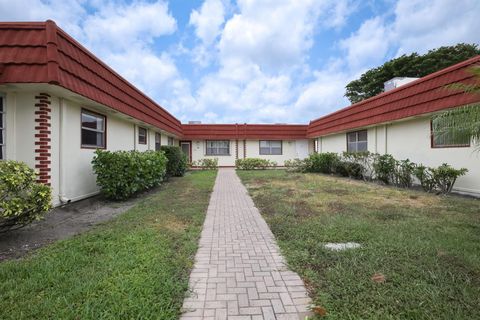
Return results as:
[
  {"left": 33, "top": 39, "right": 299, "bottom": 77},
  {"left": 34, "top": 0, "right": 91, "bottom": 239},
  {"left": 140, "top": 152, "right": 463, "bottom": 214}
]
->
[{"left": 432, "top": 66, "right": 480, "bottom": 150}]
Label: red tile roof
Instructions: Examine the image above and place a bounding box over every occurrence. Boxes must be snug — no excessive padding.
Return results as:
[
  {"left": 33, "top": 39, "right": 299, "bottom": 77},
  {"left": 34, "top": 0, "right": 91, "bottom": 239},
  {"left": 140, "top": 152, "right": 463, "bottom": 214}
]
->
[
  {"left": 307, "top": 55, "right": 480, "bottom": 138},
  {"left": 1, "top": 21, "right": 479, "bottom": 141},
  {"left": 182, "top": 124, "right": 308, "bottom": 140},
  {"left": 0, "top": 21, "right": 183, "bottom": 136}
]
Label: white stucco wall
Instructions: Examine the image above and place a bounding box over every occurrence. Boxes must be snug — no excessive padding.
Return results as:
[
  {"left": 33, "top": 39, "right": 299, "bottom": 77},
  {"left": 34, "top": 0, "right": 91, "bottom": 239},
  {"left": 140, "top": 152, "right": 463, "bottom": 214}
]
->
[
  {"left": 245, "top": 139, "right": 310, "bottom": 166},
  {"left": 191, "top": 139, "right": 237, "bottom": 166},
  {"left": 190, "top": 139, "right": 311, "bottom": 167},
  {"left": 316, "top": 116, "right": 480, "bottom": 196}
]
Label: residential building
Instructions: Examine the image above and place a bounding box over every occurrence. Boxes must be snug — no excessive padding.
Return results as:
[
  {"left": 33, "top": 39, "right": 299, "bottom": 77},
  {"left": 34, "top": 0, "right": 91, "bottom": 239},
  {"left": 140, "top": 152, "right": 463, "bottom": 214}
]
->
[{"left": 1, "top": 20, "right": 479, "bottom": 204}]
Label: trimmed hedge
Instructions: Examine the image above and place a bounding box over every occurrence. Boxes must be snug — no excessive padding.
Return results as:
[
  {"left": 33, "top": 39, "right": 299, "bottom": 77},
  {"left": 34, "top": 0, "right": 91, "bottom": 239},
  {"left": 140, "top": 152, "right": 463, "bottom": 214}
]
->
[
  {"left": 160, "top": 146, "right": 187, "bottom": 177},
  {"left": 236, "top": 158, "right": 277, "bottom": 170},
  {"left": 192, "top": 158, "right": 218, "bottom": 170},
  {"left": 92, "top": 150, "right": 167, "bottom": 200},
  {"left": 0, "top": 161, "right": 52, "bottom": 233}
]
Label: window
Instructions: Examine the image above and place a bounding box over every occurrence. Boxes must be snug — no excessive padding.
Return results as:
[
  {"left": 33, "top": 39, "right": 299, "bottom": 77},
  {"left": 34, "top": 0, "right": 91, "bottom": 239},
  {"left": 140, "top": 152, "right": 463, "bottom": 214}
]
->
[
  {"left": 431, "top": 119, "right": 470, "bottom": 148},
  {"left": 206, "top": 140, "right": 229, "bottom": 155},
  {"left": 0, "top": 95, "right": 5, "bottom": 159},
  {"left": 81, "top": 109, "right": 106, "bottom": 148},
  {"left": 259, "top": 140, "right": 282, "bottom": 155},
  {"left": 155, "top": 132, "right": 161, "bottom": 151},
  {"left": 138, "top": 127, "right": 147, "bottom": 145},
  {"left": 168, "top": 136, "right": 174, "bottom": 146},
  {"left": 347, "top": 130, "right": 367, "bottom": 152}
]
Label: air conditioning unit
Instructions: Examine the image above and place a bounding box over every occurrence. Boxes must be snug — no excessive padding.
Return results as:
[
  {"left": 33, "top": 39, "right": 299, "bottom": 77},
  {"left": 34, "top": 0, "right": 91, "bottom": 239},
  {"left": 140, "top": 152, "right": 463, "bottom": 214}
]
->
[{"left": 384, "top": 77, "right": 419, "bottom": 92}]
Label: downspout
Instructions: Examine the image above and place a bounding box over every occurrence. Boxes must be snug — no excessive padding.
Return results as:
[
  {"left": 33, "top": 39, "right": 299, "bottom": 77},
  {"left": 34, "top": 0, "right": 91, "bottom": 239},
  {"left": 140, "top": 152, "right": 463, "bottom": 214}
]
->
[
  {"left": 384, "top": 124, "right": 388, "bottom": 154},
  {"left": 58, "top": 98, "right": 71, "bottom": 204},
  {"left": 133, "top": 124, "right": 137, "bottom": 150}
]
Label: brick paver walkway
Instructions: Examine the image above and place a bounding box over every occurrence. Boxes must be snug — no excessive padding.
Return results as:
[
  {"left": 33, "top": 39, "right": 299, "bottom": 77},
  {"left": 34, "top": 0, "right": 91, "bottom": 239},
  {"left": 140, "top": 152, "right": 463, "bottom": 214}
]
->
[{"left": 181, "top": 169, "right": 311, "bottom": 320}]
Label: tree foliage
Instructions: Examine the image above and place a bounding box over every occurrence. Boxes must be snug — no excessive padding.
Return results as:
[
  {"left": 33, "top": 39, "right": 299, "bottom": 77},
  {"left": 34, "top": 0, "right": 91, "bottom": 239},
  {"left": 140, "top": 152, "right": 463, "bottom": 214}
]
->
[{"left": 345, "top": 43, "right": 480, "bottom": 104}]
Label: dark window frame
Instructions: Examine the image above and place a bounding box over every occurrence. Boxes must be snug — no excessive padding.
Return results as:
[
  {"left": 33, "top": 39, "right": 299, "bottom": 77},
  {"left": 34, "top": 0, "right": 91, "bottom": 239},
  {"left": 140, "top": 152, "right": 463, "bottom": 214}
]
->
[
  {"left": 155, "top": 132, "right": 161, "bottom": 151},
  {"left": 259, "top": 140, "right": 283, "bottom": 155},
  {"left": 430, "top": 120, "right": 471, "bottom": 148},
  {"left": 138, "top": 126, "right": 147, "bottom": 145},
  {"left": 205, "top": 140, "right": 230, "bottom": 156},
  {"left": 346, "top": 130, "right": 368, "bottom": 153},
  {"left": 81, "top": 108, "right": 106, "bottom": 149}
]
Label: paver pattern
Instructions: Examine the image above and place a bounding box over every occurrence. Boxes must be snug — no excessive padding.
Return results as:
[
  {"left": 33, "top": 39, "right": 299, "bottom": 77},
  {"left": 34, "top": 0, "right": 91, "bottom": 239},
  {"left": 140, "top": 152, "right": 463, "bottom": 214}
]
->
[{"left": 181, "top": 169, "right": 311, "bottom": 320}]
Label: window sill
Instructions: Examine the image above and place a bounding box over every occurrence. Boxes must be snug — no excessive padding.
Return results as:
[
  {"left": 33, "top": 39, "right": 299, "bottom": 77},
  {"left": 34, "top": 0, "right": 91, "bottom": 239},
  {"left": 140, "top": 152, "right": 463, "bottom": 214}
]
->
[
  {"left": 431, "top": 144, "right": 470, "bottom": 149},
  {"left": 81, "top": 145, "right": 106, "bottom": 150},
  {"left": 204, "top": 154, "right": 231, "bottom": 156}
]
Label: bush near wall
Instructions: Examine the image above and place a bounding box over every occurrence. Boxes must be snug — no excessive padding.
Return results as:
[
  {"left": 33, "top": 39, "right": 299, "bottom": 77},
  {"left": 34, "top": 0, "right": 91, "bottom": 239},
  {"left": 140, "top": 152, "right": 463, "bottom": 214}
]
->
[
  {"left": 0, "top": 161, "right": 52, "bottom": 233},
  {"left": 285, "top": 152, "right": 467, "bottom": 195},
  {"left": 236, "top": 158, "right": 277, "bottom": 170},
  {"left": 304, "top": 152, "right": 340, "bottom": 174},
  {"left": 160, "top": 146, "right": 187, "bottom": 178},
  {"left": 92, "top": 150, "right": 167, "bottom": 200},
  {"left": 192, "top": 158, "right": 218, "bottom": 170}
]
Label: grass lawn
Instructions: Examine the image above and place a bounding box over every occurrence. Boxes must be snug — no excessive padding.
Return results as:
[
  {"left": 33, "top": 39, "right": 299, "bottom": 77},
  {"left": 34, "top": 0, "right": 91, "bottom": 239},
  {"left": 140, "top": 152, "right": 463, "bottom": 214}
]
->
[
  {"left": 0, "top": 170, "right": 216, "bottom": 320},
  {"left": 237, "top": 170, "right": 480, "bottom": 320}
]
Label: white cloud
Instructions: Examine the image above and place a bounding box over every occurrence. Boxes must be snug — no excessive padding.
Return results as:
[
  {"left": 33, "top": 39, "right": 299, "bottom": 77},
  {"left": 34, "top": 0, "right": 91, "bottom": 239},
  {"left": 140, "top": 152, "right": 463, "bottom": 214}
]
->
[
  {"left": 189, "top": 0, "right": 226, "bottom": 46},
  {"left": 339, "top": 16, "right": 390, "bottom": 70},
  {"left": 0, "top": 0, "right": 86, "bottom": 37},
  {"left": 393, "top": 0, "right": 480, "bottom": 54},
  {"left": 82, "top": 1, "right": 176, "bottom": 54},
  {"left": 186, "top": 0, "right": 356, "bottom": 123},
  {"left": 218, "top": 0, "right": 327, "bottom": 71},
  {"left": 3, "top": 0, "right": 478, "bottom": 125},
  {"left": 295, "top": 63, "right": 352, "bottom": 118}
]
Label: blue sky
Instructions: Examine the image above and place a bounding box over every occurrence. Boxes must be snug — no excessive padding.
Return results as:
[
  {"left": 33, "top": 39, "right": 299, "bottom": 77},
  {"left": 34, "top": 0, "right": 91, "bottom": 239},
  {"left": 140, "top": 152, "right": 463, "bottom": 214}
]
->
[{"left": 1, "top": 0, "right": 479, "bottom": 124}]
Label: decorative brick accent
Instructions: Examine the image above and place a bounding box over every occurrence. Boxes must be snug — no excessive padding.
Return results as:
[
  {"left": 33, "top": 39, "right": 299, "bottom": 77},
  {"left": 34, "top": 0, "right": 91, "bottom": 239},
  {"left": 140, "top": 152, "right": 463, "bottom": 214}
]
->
[{"left": 34, "top": 93, "right": 52, "bottom": 186}]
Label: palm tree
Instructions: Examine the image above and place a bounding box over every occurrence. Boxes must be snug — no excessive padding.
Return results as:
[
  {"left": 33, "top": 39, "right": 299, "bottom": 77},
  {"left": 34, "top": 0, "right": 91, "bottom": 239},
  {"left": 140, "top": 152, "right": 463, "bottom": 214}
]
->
[{"left": 432, "top": 66, "right": 480, "bottom": 150}]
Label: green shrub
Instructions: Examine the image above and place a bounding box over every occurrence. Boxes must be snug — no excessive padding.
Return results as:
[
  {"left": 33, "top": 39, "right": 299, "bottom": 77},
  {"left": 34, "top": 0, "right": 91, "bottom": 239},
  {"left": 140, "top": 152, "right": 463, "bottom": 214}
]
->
[
  {"left": 160, "top": 146, "right": 187, "bottom": 177},
  {"left": 393, "top": 159, "right": 416, "bottom": 188},
  {"left": 236, "top": 158, "right": 277, "bottom": 170},
  {"left": 305, "top": 152, "right": 340, "bottom": 174},
  {"left": 0, "top": 161, "right": 52, "bottom": 233},
  {"left": 336, "top": 160, "right": 364, "bottom": 179},
  {"left": 284, "top": 158, "right": 307, "bottom": 172},
  {"left": 414, "top": 163, "right": 468, "bottom": 194},
  {"left": 342, "top": 151, "right": 374, "bottom": 180},
  {"left": 192, "top": 158, "right": 218, "bottom": 170},
  {"left": 413, "top": 165, "right": 436, "bottom": 192},
  {"left": 373, "top": 154, "right": 396, "bottom": 184},
  {"left": 433, "top": 164, "right": 468, "bottom": 194},
  {"left": 92, "top": 150, "right": 167, "bottom": 200}
]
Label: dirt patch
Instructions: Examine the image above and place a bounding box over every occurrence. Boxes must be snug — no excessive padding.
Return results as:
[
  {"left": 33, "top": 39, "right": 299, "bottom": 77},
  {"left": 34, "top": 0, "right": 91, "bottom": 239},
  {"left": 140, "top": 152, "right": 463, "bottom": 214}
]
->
[
  {"left": 292, "top": 200, "right": 317, "bottom": 217},
  {"left": 321, "top": 187, "right": 351, "bottom": 196},
  {"left": 0, "top": 192, "right": 152, "bottom": 262}
]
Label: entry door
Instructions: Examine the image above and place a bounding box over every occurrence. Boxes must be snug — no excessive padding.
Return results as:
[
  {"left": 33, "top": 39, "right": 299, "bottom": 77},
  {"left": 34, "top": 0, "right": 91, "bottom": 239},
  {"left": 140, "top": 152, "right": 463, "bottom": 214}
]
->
[
  {"left": 180, "top": 141, "right": 191, "bottom": 163},
  {"left": 295, "top": 140, "right": 309, "bottom": 159}
]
